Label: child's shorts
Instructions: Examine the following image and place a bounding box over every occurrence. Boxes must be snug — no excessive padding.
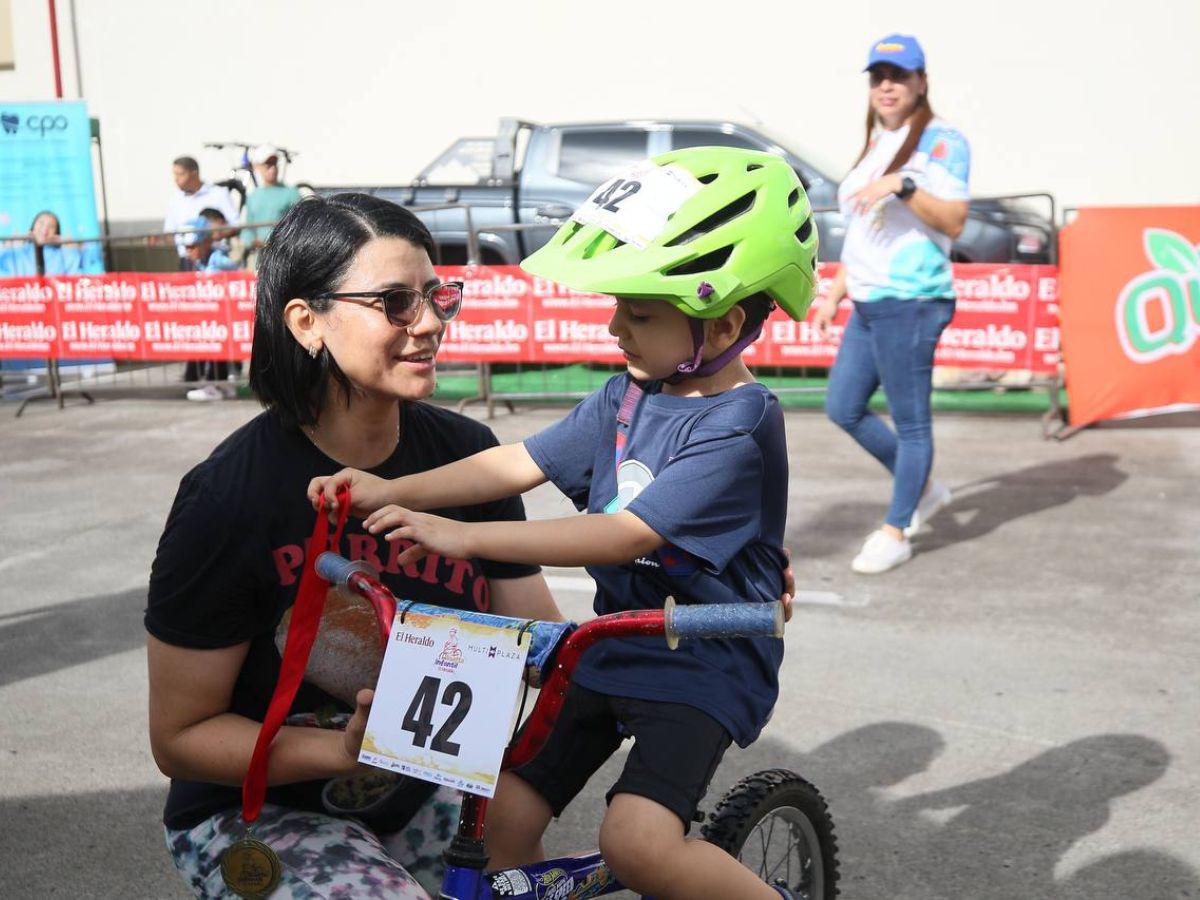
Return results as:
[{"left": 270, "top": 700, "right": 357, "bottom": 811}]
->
[{"left": 511, "top": 682, "right": 732, "bottom": 831}]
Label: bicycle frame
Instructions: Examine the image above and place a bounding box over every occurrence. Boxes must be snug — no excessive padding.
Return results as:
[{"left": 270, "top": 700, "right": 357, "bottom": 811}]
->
[
  {"left": 440, "top": 605, "right": 677, "bottom": 900},
  {"left": 316, "top": 552, "right": 782, "bottom": 900},
  {"left": 444, "top": 849, "right": 617, "bottom": 900}
]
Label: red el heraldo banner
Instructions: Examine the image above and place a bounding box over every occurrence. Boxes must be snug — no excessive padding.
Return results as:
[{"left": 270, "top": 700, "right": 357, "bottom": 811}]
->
[
  {"left": 1, "top": 265, "right": 1058, "bottom": 372},
  {"left": 1058, "top": 207, "right": 1200, "bottom": 426},
  {"left": 436, "top": 263, "right": 1059, "bottom": 372},
  {"left": 0, "top": 271, "right": 254, "bottom": 360}
]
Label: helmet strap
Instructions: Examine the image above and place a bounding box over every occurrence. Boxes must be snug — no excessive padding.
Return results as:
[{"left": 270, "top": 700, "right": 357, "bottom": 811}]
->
[{"left": 665, "top": 315, "right": 769, "bottom": 385}]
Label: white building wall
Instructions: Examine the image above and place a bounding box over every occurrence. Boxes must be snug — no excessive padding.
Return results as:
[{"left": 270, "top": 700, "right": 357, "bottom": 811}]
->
[{"left": 2, "top": 0, "right": 1198, "bottom": 224}]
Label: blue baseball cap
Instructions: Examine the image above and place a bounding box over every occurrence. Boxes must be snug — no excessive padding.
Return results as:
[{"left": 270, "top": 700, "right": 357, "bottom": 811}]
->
[
  {"left": 181, "top": 217, "right": 211, "bottom": 247},
  {"left": 864, "top": 34, "right": 926, "bottom": 72}
]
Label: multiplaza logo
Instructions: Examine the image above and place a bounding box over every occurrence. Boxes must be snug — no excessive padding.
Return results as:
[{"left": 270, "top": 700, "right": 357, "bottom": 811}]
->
[
  {"left": 0, "top": 111, "right": 70, "bottom": 137},
  {"left": 1115, "top": 229, "right": 1200, "bottom": 364}
]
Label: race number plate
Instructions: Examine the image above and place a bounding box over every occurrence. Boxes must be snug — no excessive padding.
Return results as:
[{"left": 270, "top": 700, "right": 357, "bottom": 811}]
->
[
  {"left": 360, "top": 611, "right": 531, "bottom": 797},
  {"left": 571, "top": 161, "right": 702, "bottom": 249}
]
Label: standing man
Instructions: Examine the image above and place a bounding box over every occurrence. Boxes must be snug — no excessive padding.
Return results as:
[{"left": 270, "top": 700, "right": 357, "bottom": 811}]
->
[
  {"left": 162, "top": 156, "right": 239, "bottom": 270},
  {"left": 163, "top": 156, "right": 239, "bottom": 386},
  {"left": 240, "top": 144, "right": 301, "bottom": 269}
]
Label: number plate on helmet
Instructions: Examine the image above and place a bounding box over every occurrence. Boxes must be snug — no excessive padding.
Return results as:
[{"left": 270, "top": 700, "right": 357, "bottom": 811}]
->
[{"left": 572, "top": 161, "right": 702, "bottom": 250}]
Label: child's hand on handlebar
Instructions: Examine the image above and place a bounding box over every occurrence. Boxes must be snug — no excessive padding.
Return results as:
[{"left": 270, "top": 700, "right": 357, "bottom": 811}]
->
[
  {"left": 366, "top": 506, "right": 472, "bottom": 564},
  {"left": 342, "top": 688, "right": 374, "bottom": 767},
  {"left": 308, "top": 469, "right": 393, "bottom": 520},
  {"left": 780, "top": 547, "right": 795, "bottom": 624}
]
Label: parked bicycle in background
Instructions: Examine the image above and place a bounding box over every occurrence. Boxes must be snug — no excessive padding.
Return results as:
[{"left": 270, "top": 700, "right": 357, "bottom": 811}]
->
[{"left": 201, "top": 140, "right": 316, "bottom": 214}]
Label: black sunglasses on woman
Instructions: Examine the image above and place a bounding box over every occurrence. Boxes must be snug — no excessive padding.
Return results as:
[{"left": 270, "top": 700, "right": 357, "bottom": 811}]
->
[{"left": 314, "top": 281, "right": 464, "bottom": 329}]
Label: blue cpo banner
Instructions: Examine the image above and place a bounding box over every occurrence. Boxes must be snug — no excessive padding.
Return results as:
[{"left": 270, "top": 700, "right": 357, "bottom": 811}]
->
[{"left": 0, "top": 100, "right": 105, "bottom": 276}]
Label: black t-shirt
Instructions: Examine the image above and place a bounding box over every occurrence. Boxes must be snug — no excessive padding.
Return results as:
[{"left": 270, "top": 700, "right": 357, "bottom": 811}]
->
[{"left": 145, "top": 402, "right": 538, "bottom": 830}]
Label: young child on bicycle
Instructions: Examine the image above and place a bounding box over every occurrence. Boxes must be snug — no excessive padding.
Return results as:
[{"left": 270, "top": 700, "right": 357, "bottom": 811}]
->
[{"left": 309, "top": 146, "right": 819, "bottom": 899}]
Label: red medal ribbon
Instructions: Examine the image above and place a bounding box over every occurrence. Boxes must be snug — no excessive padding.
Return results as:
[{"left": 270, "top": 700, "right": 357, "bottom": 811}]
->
[{"left": 240, "top": 486, "right": 351, "bottom": 825}]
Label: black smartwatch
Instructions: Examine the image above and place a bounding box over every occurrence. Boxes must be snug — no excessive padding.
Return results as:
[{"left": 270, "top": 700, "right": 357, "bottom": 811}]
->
[{"left": 895, "top": 176, "right": 917, "bottom": 201}]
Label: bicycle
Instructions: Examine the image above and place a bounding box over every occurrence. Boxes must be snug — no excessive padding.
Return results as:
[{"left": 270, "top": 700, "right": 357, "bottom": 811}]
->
[
  {"left": 201, "top": 141, "right": 316, "bottom": 213},
  {"left": 317, "top": 552, "right": 840, "bottom": 899}
]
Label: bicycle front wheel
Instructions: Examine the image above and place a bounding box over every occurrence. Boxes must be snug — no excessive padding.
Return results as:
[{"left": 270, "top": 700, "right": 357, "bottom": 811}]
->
[{"left": 702, "top": 768, "right": 839, "bottom": 899}]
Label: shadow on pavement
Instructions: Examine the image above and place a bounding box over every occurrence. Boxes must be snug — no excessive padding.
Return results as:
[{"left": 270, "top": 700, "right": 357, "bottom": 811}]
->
[
  {"left": 0, "top": 587, "right": 146, "bottom": 690},
  {"left": 4, "top": 723, "right": 1191, "bottom": 899},
  {"left": 0, "top": 784, "right": 185, "bottom": 898},
  {"left": 917, "top": 453, "right": 1129, "bottom": 553},
  {"left": 717, "top": 724, "right": 1195, "bottom": 900},
  {"left": 786, "top": 500, "right": 886, "bottom": 559}
]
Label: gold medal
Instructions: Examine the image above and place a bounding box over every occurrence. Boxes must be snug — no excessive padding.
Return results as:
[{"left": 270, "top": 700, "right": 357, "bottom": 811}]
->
[{"left": 220, "top": 835, "right": 282, "bottom": 898}]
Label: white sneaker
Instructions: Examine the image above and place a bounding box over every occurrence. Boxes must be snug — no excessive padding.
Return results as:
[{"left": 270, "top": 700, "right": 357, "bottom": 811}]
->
[
  {"left": 186, "top": 383, "right": 228, "bottom": 402},
  {"left": 851, "top": 530, "right": 913, "bottom": 574},
  {"left": 904, "top": 480, "right": 952, "bottom": 537}
]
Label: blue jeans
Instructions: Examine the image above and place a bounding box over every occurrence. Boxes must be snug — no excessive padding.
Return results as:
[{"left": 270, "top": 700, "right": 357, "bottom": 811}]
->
[{"left": 825, "top": 298, "right": 956, "bottom": 530}]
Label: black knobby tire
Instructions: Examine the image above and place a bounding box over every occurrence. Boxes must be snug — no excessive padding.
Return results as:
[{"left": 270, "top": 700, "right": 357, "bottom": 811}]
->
[{"left": 702, "top": 768, "right": 840, "bottom": 899}]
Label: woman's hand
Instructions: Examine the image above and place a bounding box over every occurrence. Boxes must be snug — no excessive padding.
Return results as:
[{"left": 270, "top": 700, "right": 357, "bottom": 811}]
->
[
  {"left": 308, "top": 469, "right": 395, "bottom": 519},
  {"left": 366, "top": 506, "right": 473, "bottom": 565},
  {"left": 342, "top": 688, "right": 374, "bottom": 766},
  {"left": 812, "top": 296, "right": 842, "bottom": 340},
  {"left": 850, "top": 173, "right": 903, "bottom": 216}
]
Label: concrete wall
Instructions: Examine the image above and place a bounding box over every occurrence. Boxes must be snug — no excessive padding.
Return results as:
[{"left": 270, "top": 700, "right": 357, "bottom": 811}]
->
[{"left": 3, "top": 0, "right": 1198, "bottom": 225}]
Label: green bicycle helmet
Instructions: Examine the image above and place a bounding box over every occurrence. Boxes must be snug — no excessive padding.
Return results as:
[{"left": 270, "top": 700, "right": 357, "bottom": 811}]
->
[{"left": 521, "top": 145, "right": 819, "bottom": 322}]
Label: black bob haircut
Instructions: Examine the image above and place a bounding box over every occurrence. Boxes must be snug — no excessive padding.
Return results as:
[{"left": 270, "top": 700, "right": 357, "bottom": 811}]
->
[{"left": 249, "top": 193, "right": 436, "bottom": 431}]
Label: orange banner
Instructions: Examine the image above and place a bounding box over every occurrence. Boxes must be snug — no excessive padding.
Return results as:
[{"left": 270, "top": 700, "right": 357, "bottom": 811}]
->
[{"left": 1058, "top": 207, "right": 1200, "bottom": 425}]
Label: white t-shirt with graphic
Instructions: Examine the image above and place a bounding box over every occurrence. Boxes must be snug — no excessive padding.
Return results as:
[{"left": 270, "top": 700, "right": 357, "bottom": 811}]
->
[{"left": 837, "top": 117, "right": 970, "bottom": 301}]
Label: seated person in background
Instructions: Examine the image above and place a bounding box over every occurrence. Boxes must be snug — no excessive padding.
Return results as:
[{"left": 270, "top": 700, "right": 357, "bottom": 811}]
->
[
  {"left": 182, "top": 211, "right": 240, "bottom": 401},
  {"left": 0, "top": 210, "right": 100, "bottom": 276},
  {"left": 183, "top": 210, "right": 241, "bottom": 273}
]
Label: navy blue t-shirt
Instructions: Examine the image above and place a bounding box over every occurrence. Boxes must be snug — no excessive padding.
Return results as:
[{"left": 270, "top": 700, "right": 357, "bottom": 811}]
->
[{"left": 524, "top": 374, "right": 787, "bottom": 746}]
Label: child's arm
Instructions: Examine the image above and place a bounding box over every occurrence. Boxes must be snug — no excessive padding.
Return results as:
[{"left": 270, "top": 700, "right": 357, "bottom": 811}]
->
[
  {"left": 366, "top": 507, "right": 663, "bottom": 569},
  {"left": 308, "top": 442, "right": 547, "bottom": 518}
]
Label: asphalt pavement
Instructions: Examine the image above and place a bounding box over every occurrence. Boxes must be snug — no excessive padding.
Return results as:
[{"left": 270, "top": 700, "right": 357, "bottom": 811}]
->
[{"left": 1, "top": 391, "right": 1196, "bottom": 899}]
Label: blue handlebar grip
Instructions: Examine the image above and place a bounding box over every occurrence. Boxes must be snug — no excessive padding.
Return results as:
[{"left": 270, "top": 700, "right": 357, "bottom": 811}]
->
[
  {"left": 316, "top": 552, "right": 377, "bottom": 587},
  {"left": 664, "top": 597, "right": 784, "bottom": 649}
]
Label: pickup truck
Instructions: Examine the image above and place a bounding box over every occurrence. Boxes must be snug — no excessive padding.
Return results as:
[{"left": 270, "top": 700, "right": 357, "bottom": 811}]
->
[{"left": 322, "top": 118, "right": 1055, "bottom": 267}]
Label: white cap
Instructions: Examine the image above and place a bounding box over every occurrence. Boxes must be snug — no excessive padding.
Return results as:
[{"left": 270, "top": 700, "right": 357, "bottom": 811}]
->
[{"left": 250, "top": 143, "right": 280, "bottom": 165}]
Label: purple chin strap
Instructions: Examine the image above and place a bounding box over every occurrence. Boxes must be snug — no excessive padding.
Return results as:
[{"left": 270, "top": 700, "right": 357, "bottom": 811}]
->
[{"left": 664, "top": 282, "right": 771, "bottom": 384}]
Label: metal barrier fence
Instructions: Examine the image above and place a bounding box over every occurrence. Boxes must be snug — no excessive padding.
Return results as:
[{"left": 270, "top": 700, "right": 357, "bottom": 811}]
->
[
  {"left": 455, "top": 209, "right": 1068, "bottom": 436},
  {"left": 0, "top": 222, "right": 272, "bottom": 415},
  {"left": 2, "top": 196, "right": 1070, "bottom": 436}
]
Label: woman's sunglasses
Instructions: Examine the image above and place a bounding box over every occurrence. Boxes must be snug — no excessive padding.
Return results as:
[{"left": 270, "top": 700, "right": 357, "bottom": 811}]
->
[
  {"left": 314, "top": 281, "right": 464, "bottom": 328},
  {"left": 868, "top": 65, "right": 919, "bottom": 87}
]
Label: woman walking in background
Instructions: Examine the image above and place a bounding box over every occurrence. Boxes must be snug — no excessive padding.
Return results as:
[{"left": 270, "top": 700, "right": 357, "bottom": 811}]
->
[{"left": 813, "top": 34, "right": 969, "bottom": 574}]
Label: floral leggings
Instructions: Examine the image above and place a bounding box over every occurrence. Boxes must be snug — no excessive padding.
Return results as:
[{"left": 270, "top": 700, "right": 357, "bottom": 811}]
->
[{"left": 165, "top": 787, "right": 460, "bottom": 899}]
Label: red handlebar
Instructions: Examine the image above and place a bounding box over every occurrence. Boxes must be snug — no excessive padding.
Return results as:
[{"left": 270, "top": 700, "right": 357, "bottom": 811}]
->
[{"left": 502, "top": 608, "right": 667, "bottom": 770}]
